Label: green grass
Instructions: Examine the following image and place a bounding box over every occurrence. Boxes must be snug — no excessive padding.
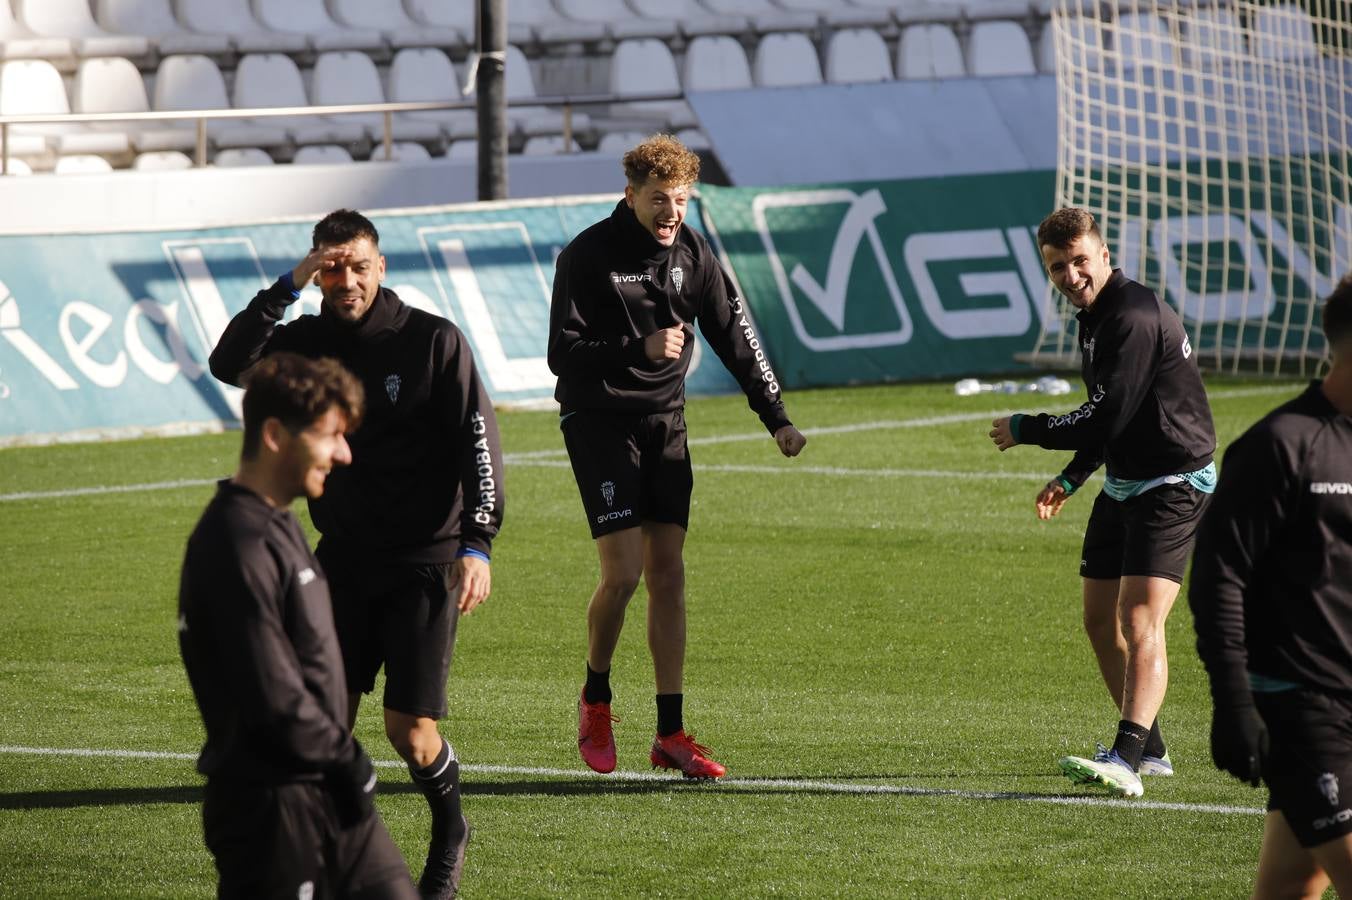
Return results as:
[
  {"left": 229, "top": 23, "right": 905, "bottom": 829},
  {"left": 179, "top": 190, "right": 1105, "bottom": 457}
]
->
[{"left": 0, "top": 378, "right": 1305, "bottom": 898}]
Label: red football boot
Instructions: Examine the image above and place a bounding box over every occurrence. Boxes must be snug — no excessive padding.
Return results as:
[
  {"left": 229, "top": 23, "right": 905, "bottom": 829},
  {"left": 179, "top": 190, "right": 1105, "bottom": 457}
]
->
[
  {"left": 577, "top": 689, "right": 618, "bottom": 774},
  {"left": 650, "top": 730, "right": 726, "bottom": 779}
]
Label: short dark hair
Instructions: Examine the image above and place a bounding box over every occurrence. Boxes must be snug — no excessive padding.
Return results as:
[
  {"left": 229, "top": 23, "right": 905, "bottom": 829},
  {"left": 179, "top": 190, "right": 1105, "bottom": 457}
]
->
[
  {"left": 1037, "top": 207, "right": 1104, "bottom": 250},
  {"left": 1323, "top": 272, "right": 1352, "bottom": 353},
  {"left": 240, "top": 353, "right": 364, "bottom": 459},
  {"left": 312, "top": 208, "right": 379, "bottom": 250}
]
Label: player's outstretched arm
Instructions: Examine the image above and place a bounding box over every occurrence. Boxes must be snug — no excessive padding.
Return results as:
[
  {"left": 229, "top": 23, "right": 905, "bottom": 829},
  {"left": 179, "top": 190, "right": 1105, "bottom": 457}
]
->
[
  {"left": 774, "top": 425, "right": 806, "bottom": 457},
  {"left": 990, "top": 416, "right": 1018, "bottom": 451}
]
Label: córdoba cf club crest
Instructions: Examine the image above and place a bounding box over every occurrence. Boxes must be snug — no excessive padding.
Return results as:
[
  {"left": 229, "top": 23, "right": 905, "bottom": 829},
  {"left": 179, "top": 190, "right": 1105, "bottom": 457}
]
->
[
  {"left": 671, "top": 266, "right": 683, "bottom": 293},
  {"left": 385, "top": 374, "right": 401, "bottom": 405},
  {"left": 600, "top": 480, "right": 615, "bottom": 507}
]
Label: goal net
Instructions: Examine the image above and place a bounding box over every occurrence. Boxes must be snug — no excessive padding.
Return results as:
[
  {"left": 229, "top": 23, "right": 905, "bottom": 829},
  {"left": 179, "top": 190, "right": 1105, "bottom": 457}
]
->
[{"left": 1032, "top": 0, "right": 1352, "bottom": 376}]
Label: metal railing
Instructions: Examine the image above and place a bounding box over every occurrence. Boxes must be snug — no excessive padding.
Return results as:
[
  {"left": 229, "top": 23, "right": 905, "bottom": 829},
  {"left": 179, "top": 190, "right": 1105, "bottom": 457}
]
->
[{"left": 0, "top": 90, "right": 687, "bottom": 174}]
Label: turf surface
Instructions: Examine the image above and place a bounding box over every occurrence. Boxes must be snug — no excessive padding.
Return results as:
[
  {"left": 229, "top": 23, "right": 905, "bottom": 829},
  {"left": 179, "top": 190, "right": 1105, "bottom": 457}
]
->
[{"left": 0, "top": 378, "right": 1306, "bottom": 897}]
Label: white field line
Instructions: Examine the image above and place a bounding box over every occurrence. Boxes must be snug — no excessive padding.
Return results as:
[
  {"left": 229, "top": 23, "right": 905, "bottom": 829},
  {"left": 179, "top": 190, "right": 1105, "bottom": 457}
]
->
[
  {"left": 0, "top": 384, "right": 1297, "bottom": 503},
  {"left": 0, "top": 744, "right": 1262, "bottom": 816}
]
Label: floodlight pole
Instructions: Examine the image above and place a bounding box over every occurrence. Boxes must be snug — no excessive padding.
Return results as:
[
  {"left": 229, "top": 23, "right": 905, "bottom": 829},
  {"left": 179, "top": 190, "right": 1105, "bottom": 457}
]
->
[{"left": 477, "top": 0, "right": 508, "bottom": 201}]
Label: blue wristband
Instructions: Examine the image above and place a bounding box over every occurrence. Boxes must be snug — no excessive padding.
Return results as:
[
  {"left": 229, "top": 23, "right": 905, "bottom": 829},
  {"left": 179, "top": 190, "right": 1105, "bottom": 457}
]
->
[
  {"left": 456, "top": 547, "right": 490, "bottom": 564},
  {"left": 1055, "top": 476, "right": 1077, "bottom": 495},
  {"left": 279, "top": 270, "right": 301, "bottom": 299}
]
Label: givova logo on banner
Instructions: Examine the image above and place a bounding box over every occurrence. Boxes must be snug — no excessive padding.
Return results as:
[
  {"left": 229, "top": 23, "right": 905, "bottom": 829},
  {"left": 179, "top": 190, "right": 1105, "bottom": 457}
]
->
[{"left": 748, "top": 188, "right": 1054, "bottom": 350}]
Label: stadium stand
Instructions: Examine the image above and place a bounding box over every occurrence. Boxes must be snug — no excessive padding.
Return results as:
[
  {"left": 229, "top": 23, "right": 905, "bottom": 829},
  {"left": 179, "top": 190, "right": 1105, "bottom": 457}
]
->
[
  {"left": 328, "top": 0, "right": 463, "bottom": 51},
  {"left": 753, "top": 31, "right": 824, "bottom": 87},
  {"left": 682, "top": 35, "right": 753, "bottom": 91},
  {"left": 94, "top": 0, "right": 232, "bottom": 57},
  {"left": 131, "top": 149, "right": 192, "bottom": 170},
  {"left": 292, "top": 144, "right": 355, "bottom": 165},
  {"left": 385, "top": 47, "right": 477, "bottom": 145},
  {"left": 173, "top": 0, "right": 307, "bottom": 55},
  {"left": 251, "top": 0, "right": 384, "bottom": 55},
  {"left": 824, "top": 27, "right": 893, "bottom": 83},
  {"left": 897, "top": 23, "right": 965, "bottom": 79},
  {"left": 12, "top": 0, "right": 149, "bottom": 62},
  {"left": 312, "top": 50, "right": 441, "bottom": 146},
  {"left": 71, "top": 56, "right": 195, "bottom": 153},
  {"left": 967, "top": 20, "right": 1037, "bottom": 77},
  {"left": 53, "top": 153, "right": 114, "bottom": 173},
  {"left": 212, "top": 147, "right": 273, "bottom": 167},
  {"left": 607, "top": 38, "right": 694, "bottom": 129}
]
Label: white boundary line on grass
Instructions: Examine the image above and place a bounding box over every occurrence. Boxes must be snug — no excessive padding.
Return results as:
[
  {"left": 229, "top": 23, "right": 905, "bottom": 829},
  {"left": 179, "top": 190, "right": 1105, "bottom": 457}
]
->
[
  {"left": 0, "top": 385, "right": 1297, "bottom": 504},
  {"left": 0, "top": 744, "right": 1263, "bottom": 816}
]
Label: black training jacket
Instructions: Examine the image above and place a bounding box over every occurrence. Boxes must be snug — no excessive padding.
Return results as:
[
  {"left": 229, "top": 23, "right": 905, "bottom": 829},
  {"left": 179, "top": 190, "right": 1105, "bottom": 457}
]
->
[
  {"left": 1189, "top": 382, "right": 1352, "bottom": 701},
  {"left": 548, "top": 200, "right": 791, "bottom": 435},
  {"left": 1018, "top": 269, "right": 1216, "bottom": 485},
  {"left": 179, "top": 480, "right": 356, "bottom": 782},
  {"left": 209, "top": 285, "right": 503, "bottom": 564}
]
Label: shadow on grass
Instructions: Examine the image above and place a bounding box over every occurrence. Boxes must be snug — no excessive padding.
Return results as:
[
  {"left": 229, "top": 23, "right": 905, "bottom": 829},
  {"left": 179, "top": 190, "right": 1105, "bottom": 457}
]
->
[{"left": 0, "top": 785, "right": 203, "bottom": 810}]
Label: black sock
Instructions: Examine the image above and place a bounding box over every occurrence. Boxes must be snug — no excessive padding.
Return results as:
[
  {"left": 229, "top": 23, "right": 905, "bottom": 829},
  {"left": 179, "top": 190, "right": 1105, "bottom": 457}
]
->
[
  {"left": 584, "top": 663, "right": 611, "bottom": 705},
  {"left": 1112, "top": 719, "right": 1150, "bottom": 772},
  {"left": 1143, "top": 718, "right": 1167, "bottom": 759},
  {"left": 656, "top": 693, "right": 683, "bottom": 737},
  {"left": 409, "top": 738, "right": 467, "bottom": 851}
]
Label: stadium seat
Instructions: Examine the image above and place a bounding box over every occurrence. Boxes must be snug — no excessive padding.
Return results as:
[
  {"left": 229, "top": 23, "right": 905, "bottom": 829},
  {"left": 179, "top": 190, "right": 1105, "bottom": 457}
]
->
[
  {"left": 608, "top": 39, "right": 696, "bottom": 129},
  {"left": 700, "top": 0, "right": 817, "bottom": 35},
  {"left": 0, "top": 2, "right": 75, "bottom": 69},
  {"left": 446, "top": 140, "right": 477, "bottom": 161},
  {"left": 213, "top": 147, "right": 274, "bottom": 167},
  {"left": 327, "top": 0, "right": 463, "bottom": 50},
  {"left": 153, "top": 54, "right": 287, "bottom": 150},
  {"left": 12, "top": 0, "right": 150, "bottom": 61},
  {"left": 367, "top": 141, "right": 434, "bottom": 163},
  {"left": 94, "top": 0, "right": 232, "bottom": 56},
  {"left": 1249, "top": 4, "right": 1319, "bottom": 61},
  {"left": 385, "top": 48, "right": 477, "bottom": 142},
  {"left": 683, "top": 35, "right": 753, "bottom": 91},
  {"left": 312, "top": 51, "right": 441, "bottom": 145},
  {"left": 1114, "top": 12, "right": 1177, "bottom": 68},
  {"left": 231, "top": 53, "right": 364, "bottom": 146},
  {"left": 967, "top": 20, "right": 1037, "bottom": 76},
  {"left": 0, "top": 58, "right": 130, "bottom": 159},
  {"left": 897, "top": 24, "right": 966, "bottom": 79},
  {"left": 1181, "top": 7, "right": 1244, "bottom": 70},
  {"left": 675, "top": 127, "right": 711, "bottom": 150},
  {"left": 628, "top": 0, "right": 748, "bottom": 38},
  {"left": 403, "top": 0, "right": 534, "bottom": 47},
  {"left": 173, "top": 0, "right": 308, "bottom": 55},
  {"left": 556, "top": 0, "right": 677, "bottom": 41},
  {"left": 53, "top": 154, "right": 114, "bottom": 174},
  {"left": 0, "top": 157, "right": 34, "bottom": 175},
  {"left": 596, "top": 130, "right": 648, "bottom": 153},
  {"left": 132, "top": 150, "right": 193, "bottom": 170},
  {"left": 754, "top": 32, "right": 824, "bottom": 88},
  {"left": 292, "top": 145, "right": 355, "bottom": 165},
  {"left": 522, "top": 135, "right": 584, "bottom": 155},
  {"left": 252, "top": 0, "right": 384, "bottom": 54},
  {"left": 509, "top": 0, "right": 607, "bottom": 45},
  {"left": 72, "top": 57, "right": 196, "bottom": 153},
  {"left": 824, "top": 28, "right": 893, "bottom": 83}
]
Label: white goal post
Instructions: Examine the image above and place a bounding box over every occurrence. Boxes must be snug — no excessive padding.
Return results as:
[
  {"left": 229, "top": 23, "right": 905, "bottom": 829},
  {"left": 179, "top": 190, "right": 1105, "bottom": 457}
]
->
[{"left": 1031, "top": 0, "right": 1352, "bottom": 376}]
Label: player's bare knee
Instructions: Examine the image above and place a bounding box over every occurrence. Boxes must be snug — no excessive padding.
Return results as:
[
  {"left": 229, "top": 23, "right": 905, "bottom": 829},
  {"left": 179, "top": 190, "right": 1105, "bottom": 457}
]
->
[
  {"left": 643, "top": 562, "right": 684, "bottom": 602},
  {"left": 384, "top": 715, "right": 441, "bottom": 766},
  {"left": 597, "top": 571, "right": 642, "bottom": 604}
]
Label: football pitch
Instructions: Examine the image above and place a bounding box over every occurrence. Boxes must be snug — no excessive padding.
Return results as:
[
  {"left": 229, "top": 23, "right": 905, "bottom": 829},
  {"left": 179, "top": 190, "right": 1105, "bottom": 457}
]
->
[{"left": 0, "top": 378, "right": 1304, "bottom": 898}]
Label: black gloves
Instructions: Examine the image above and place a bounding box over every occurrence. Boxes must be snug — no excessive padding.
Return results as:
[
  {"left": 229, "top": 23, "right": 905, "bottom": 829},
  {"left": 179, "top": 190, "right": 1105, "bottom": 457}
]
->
[
  {"left": 1210, "top": 698, "right": 1268, "bottom": 787},
  {"left": 326, "top": 738, "right": 378, "bottom": 827}
]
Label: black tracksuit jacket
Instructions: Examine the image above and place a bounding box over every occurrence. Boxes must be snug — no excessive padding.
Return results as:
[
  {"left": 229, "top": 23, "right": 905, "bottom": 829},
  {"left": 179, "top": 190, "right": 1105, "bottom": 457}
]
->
[
  {"left": 179, "top": 480, "right": 356, "bottom": 781},
  {"left": 1189, "top": 382, "right": 1352, "bottom": 701},
  {"left": 1018, "top": 269, "right": 1216, "bottom": 486},
  {"left": 209, "top": 285, "right": 503, "bottom": 564},
  {"left": 547, "top": 200, "right": 791, "bottom": 435}
]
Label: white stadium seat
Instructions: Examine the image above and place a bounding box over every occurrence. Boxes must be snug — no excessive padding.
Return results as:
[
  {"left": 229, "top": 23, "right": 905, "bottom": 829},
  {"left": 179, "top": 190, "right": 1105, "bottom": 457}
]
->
[
  {"left": 0, "top": 58, "right": 129, "bottom": 158},
  {"left": 327, "top": 0, "right": 463, "bottom": 50},
  {"left": 403, "top": 0, "right": 534, "bottom": 46},
  {"left": 556, "top": 0, "right": 677, "bottom": 41},
  {"left": 676, "top": 127, "right": 711, "bottom": 150},
  {"left": 824, "top": 28, "right": 893, "bottom": 84},
  {"left": 312, "top": 51, "right": 441, "bottom": 144},
  {"left": 0, "top": 157, "right": 34, "bottom": 175},
  {"left": 367, "top": 142, "right": 434, "bottom": 163},
  {"left": 72, "top": 56, "right": 196, "bottom": 153},
  {"left": 754, "top": 32, "right": 824, "bottom": 88},
  {"left": 213, "top": 147, "right": 275, "bottom": 167},
  {"left": 522, "top": 135, "right": 583, "bottom": 155},
  {"left": 385, "top": 48, "right": 477, "bottom": 141},
  {"left": 153, "top": 54, "right": 286, "bottom": 150},
  {"left": 683, "top": 35, "right": 754, "bottom": 91},
  {"left": 231, "top": 53, "right": 365, "bottom": 146},
  {"left": 609, "top": 38, "right": 696, "bottom": 129},
  {"left": 12, "top": 0, "right": 150, "bottom": 60},
  {"left": 897, "top": 24, "right": 966, "bottom": 79},
  {"left": 173, "top": 0, "right": 308, "bottom": 55},
  {"left": 629, "top": 0, "right": 747, "bottom": 38},
  {"left": 503, "top": 45, "right": 593, "bottom": 138},
  {"left": 54, "top": 154, "right": 115, "bottom": 174},
  {"left": 0, "top": 2, "right": 75, "bottom": 69},
  {"left": 596, "top": 130, "right": 648, "bottom": 154},
  {"left": 968, "top": 20, "right": 1037, "bottom": 77},
  {"left": 132, "top": 150, "right": 194, "bottom": 170},
  {"left": 251, "top": 0, "right": 384, "bottom": 53},
  {"left": 701, "top": 0, "right": 816, "bottom": 36},
  {"left": 292, "top": 145, "right": 355, "bottom": 165},
  {"left": 94, "top": 0, "right": 232, "bottom": 56}
]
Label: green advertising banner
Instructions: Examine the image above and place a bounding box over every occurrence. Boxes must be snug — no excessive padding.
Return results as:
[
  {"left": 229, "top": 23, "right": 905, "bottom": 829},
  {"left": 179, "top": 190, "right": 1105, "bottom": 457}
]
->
[{"left": 698, "top": 173, "right": 1059, "bottom": 388}]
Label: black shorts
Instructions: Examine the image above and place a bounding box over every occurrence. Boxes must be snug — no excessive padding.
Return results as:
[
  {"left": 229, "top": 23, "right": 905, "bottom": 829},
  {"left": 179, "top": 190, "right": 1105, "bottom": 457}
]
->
[
  {"left": 561, "top": 409, "right": 694, "bottom": 539},
  {"left": 318, "top": 546, "right": 459, "bottom": 720},
  {"left": 203, "top": 779, "right": 416, "bottom": 899},
  {"left": 1079, "top": 482, "right": 1211, "bottom": 583},
  {"left": 1255, "top": 689, "right": 1352, "bottom": 848}
]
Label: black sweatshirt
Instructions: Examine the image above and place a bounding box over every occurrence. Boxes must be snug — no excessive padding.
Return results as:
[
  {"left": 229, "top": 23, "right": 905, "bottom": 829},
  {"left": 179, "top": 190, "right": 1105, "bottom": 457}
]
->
[
  {"left": 209, "top": 285, "right": 503, "bottom": 564},
  {"left": 179, "top": 480, "right": 356, "bottom": 782},
  {"left": 548, "top": 200, "right": 791, "bottom": 435},
  {"left": 1018, "top": 270, "right": 1216, "bottom": 486},
  {"left": 1189, "top": 382, "right": 1352, "bottom": 701}
]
